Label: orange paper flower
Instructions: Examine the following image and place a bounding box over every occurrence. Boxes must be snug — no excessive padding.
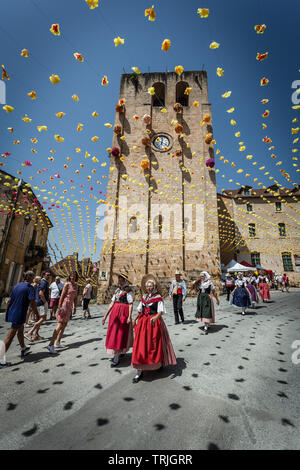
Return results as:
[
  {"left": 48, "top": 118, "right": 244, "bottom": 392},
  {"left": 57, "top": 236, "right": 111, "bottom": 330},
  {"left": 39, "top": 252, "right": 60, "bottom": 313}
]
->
[
  {"left": 50, "top": 24, "right": 60, "bottom": 36},
  {"left": 161, "top": 39, "right": 171, "bottom": 52},
  {"left": 145, "top": 5, "right": 155, "bottom": 21}
]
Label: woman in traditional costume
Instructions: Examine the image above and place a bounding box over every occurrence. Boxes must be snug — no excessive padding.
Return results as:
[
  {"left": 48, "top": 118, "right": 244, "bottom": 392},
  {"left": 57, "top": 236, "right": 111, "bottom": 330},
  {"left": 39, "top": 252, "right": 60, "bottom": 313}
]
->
[
  {"left": 102, "top": 273, "right": 134, "bottom": 367},
  {"left": 193, "top": 271, "right": 219, "bottom": 334},
  {"left": 131, "top": 274, "right": 176, "bottom": 383},
  {"left": 257, "top": 271, "right": 270, "bottom": 302},
  {"left": 246, "top": 280, "right": 259, "bottom": 309},
  {"left": 231, "top": 272, "right": 251, "bottom": 315}
]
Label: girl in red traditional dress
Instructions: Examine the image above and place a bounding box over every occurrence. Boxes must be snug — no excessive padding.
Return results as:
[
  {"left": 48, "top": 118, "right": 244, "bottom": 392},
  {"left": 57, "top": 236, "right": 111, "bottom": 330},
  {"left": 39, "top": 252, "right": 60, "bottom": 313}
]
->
[
  {"left": 257, "top": 271, "right": 271, "bottom": 302},
  {"left": 131, "top": 274, "right": 177, "bottom": 383},
  {"left": 102, "top": 273, "right": 134, "bottom": 367}
]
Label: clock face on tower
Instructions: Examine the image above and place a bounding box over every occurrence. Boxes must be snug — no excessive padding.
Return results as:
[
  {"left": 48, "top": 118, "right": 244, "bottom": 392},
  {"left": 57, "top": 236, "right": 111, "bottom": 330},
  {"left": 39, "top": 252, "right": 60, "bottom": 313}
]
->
[{"left": 153, "top": 134, "right": 171, "bottom": 151}]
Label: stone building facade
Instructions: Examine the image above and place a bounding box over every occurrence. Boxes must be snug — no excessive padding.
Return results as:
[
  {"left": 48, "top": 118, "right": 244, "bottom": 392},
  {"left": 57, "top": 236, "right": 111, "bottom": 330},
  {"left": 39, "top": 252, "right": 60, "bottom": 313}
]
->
[
  {"left": 218, "top": 186, "right": 300, "bottom": 286},
  {"left": 0, "top": 170, "right": 52, "bottom": 303},
  {"left": 98, "top": 71, "right": 221, "bottom": 302}
]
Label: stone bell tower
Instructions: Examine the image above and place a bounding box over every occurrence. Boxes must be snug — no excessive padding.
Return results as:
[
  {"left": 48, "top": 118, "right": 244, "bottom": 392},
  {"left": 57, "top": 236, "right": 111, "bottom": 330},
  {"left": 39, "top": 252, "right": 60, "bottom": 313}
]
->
[{"left": 97, "top": 71, "right": 221, "bottom": 303}]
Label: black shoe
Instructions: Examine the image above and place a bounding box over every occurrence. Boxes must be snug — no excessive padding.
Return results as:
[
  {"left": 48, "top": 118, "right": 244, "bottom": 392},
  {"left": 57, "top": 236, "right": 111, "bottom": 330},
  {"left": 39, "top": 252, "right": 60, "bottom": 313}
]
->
[
  {"left": 132, "top": 372, "right": 143, "bottom": 383},
  {"left": 120, "top": 354, "right": 125, "bottom": 358},
  {"left": 175, "top": 322, "right": 180, "bottom": 325},
  {"left": 111, "top": 360, "right": 119, "bottom": 368}
]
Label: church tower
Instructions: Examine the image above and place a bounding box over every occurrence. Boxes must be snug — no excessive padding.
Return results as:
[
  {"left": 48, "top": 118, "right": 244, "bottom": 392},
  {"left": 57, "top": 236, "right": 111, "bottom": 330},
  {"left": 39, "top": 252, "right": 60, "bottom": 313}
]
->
[{"left": 97, "top": 71, "right": 221, "bottom": 302}]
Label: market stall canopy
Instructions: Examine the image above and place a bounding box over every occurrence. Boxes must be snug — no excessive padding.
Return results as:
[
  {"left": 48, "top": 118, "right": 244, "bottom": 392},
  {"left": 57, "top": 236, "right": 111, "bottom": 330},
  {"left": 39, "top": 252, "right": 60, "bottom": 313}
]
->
[{"left": 226, "top": 261, "right": 257, "bottom": 272}]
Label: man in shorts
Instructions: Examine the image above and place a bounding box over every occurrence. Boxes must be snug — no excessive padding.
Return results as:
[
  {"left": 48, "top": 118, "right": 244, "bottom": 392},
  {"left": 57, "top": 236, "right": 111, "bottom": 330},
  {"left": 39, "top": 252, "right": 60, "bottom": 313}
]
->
[
  {"left": 25, "top": 271, "right": 50, "bottom": 341},
  {"left": 1, "top": 271, "right": 38, "bottom": 367},
  {"left": 49, "top": 276, "right": 64, "bottom": 319}
]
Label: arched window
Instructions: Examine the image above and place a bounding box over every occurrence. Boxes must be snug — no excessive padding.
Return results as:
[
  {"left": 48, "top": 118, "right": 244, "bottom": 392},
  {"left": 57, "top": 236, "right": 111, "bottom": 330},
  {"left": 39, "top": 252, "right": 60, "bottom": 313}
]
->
[
  {"left": 129, "top": 216, "right": 138, "bottom": 233},
  {"left": 152, "top": 82, "right": 165, "bottom": 107},
  {"left": 153, "top": 214, "right": 163, "bottom": 233},
  {"left": 176, "top": 81, "right": 189, "bottom": 107}
]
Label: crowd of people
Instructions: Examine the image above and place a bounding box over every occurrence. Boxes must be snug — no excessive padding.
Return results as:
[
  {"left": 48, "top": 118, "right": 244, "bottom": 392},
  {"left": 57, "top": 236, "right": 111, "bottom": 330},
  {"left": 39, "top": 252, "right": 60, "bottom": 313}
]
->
[{"left": 0, "top": 267, "right": 292, "bottom": 382}]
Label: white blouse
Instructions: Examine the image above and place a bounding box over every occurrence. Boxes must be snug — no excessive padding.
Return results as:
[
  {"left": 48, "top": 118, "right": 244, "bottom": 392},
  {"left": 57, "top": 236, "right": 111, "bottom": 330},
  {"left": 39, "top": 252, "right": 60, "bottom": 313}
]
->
[
  {"left": 111, "top": 289, "right": 134, "bottom": 304},
  {"left": 137, "top": 295, "right": 166, "bottom": 314}
]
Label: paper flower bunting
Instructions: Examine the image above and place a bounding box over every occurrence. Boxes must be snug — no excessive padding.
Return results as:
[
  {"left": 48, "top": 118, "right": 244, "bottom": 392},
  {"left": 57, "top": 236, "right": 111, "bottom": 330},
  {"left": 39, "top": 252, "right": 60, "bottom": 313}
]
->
[
  {"left": 73, "top": 52, "right": 84, "bottom": 62},
  {"left": 50, "top": 24, "right": 60, "bottom": 36},
  {"left": 50, "top": 74, "right": 61, "bottom": 84},
  {"left": 161, "top": 39, "right": 171, "bottom": 52},
  {"left": 216, "top": 67, "right": 224, "bottom": 77},
  {"left": 72, "top": 94, "right": 79, "bottom": 101},
  {"left": 114, "top": 37, "right": 125, "bottom": 47},
  {"left": 145, "top": 5, "right": 156, "bottom": 21},
  {"left": 1, "top": 65, "right": 10, "bottom": 80},
  {"left": 197, "top": 8, "right": 209, "bottom": 18},
  {"left": 131, "top": 67, "right": 141, "bottom": 74},
  {"left": 209, "top": 41, "right": 220, "bottom": 49},
  {"left": 260, "top": 77, "right": 269, "bottom": 86},
  {"left": 175, "top": 65, "right": 184, "bottom": 76},
  {"left": 101, "top": 75, "right": 109, "bottom": 86}
]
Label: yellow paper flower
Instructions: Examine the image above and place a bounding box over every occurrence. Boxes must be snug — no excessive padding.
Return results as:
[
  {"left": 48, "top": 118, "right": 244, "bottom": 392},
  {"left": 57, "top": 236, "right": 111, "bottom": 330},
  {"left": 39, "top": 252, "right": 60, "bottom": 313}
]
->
[
  {"left": 291, "top": 128, "right": 299, "bottom": 134},
  {"left": 114, "top": 37, "right": 125, "bottom": 47},
  {"left": 85, "top": 152, "right": 90, "bottom": 158},
  {"left": 27, "top": 91, "right": 37, "bottom": 100},
  {"left": 86, "top": 0, "right": 98, "bottom": 9},
  {"left": 1, "top": 65, "right": 10, "bottom": 80},
  {"left": 56, "top": 112, "right": 66, "bottom": 118},
  {"left": 161, "top": 108, "right": 167, "bottom": 113},
  {"left": 230, "top": 119, "right": 236, "bottom": 125},
  {"left": 260, "top": 77, "right": 269, "bottom": 86},
  {"left": 148, "top": 86, "right": 155, "bottom": 96},
  {"left": 235, "top": 132, "right": 241, "bottom": 137},
  {"left": 216, "top": 67, "right": 224, "bottom": 77},
  {"left": 193, "top": 101, "right": 199, "bottom": 107},
  {"left": 254, "top": 24, "right": 266, "bottom": 34},
  {"left": 145, "top": 5, "right": 155, "bottom": 21},
  {"left": 175, "top": 65, "right": 184, "bottom": 76},
  {"left": 37, "top": 125, "right": 47, "bottom": 132},
  {"left": 92, "top": 156, "right": 99, "bottom": 163},
  {"left": 104, "top": 123, "right": 112, "bottom": 128},
  {"left": 197, "top": 8, "right": 209, "bottom": 18},
  {"left": 73, "top": 52, "right": 84, "bottom": 62},
  {"left": 92, "top": 111, "right": 98, "bottom": 117},
  {"left": 161, "top": 39, "right": 171, "bottom": 52},
  {"left": 50, "top": 24, "right": 60, "bottom": 36},
  {"left": 31, "top": 138, "right": 38, "bottom": 143},
  {"left": 91, "top": 136, "right": 99, "bottom": 142},
  {"left": 120, "top": 135, "right": 126, "bottom": 141},
  {"left": 50, "top": 74, "right": 61, "bottom": 84},
  {"left": 21, "top": 48, "right": 29, "bottom": 57},
  {"left": 222, "top": 91, "right": 232, "bottom": 98},
  {"left": 22, "top": 114, "right": 32, "bottom": 123},
  {"left": 184, "top": 87, "right": 192, "bottom": 95},
  {"left": 54, "top": 134, "right": 64, "bottom": 142},
  {"left": 3, "top": 105, "right": 14, "bottom": 113},
  {"left": 77, "top": 123, "right": 83, "bottom": 131},
  {"left": 131, "top": 67, "right": 141, "bottom": 74},
  {"left": 101, "top": 76, "right": 109, "bottom": 86},
  {"left": 76, "top": 148, "right": 81, "bottom": 153},
  {"left": 72, "top": 94, "right": 79, "bottom": 101},
  {"left": 209, "top": 41, "right": 220, "bottom": 49},
  {"left": 227, "top": 107, "right": 235, "bottom": 113}
]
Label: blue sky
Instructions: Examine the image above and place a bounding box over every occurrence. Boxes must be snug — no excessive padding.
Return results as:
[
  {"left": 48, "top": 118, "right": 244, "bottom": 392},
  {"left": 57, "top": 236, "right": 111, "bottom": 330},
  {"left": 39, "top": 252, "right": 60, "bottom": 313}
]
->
[{"left": 1, "top": 0, "right": 300, "bottom": 262}]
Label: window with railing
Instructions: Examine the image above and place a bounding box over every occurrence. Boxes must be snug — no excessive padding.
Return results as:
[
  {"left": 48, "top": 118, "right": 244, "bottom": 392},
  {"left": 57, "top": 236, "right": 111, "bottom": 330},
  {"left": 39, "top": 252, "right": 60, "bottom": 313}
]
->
[
  {"left": 275, "top": 202, "right": 282, "bottom": 212},
  {"left": 282, "top": 252, "right": 293, "bottom": 271},
  {"left": 249, "top": 223, "right": 256, "bottom": 237},
  {"left": 246, "top": 203, "right": 253, "bottom": 212}
]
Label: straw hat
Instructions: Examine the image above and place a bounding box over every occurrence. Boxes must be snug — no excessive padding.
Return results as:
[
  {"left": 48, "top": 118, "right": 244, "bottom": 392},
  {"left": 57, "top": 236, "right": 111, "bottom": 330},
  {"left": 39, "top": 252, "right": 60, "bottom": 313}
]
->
[
  {"left": 113, "top": 271, "right": 131, "bottom": 284},
  {"left": 141, "top": 273, "right": 163, "bottom": 295},
  {"left": 175, "top": 269, "right": 182, "bottom": 276}
]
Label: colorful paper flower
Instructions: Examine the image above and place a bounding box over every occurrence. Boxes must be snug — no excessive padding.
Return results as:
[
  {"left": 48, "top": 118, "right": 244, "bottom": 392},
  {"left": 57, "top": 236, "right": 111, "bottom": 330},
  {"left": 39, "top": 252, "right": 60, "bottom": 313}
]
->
[
  {"left": 192, "top": 101, "right": 199, "bottom": 107},
  {"left": 254, "top": 24, "right": 266, "bottom": 34},
  {"left": 114, "top": 37, "right": 125, "bottom": 47},
  {"left": 37, "top": 125, "right": 47, "bottom": 132},
  {"left": 1, "top": 65, "right": 10, "bottom": 80},
  {"left": 91, "top": 136, "right": 99, "bottom": 142},
  {"left": 145, "top": 5, "right": 155, "bottom": 21},
  {"left": 148, "top": 86, "right": 155, "bottom": 96},
  {"left": 50, "top": 24, "right": 60, "bottom": 36},
  {"left": 161, "top": 39, "right": 171, "bottom": 52},
  {"left": 131, "top": 67, "right": 141, "bottom": 74},
  {"left": 92, "top": 111, "right": 98, "bottom": 117},
  {"left": 261, "top": 99, "right": 269, "bottom": 104},
  {"left": 256, "top": 52, "right": 269, "bottom": 61},
  {"left": 56, "top": 112, "right": 66, "bottom": 118},
  {"left": 77, "top": 123, "right": 83, "bottom": 131},
  {"left": 262, "top": 110, "right": 270, "bottom": 118},
  {"left": 101, "top": 75, "right": 109, "bottom": 86},
  {"left": 111, "top": 147, "right": 120, "bottom": 157},
  {"left": 21, "top": 48, "right": 29, "bottom": 57},
  {"left": 27, "top": 91, "right": 37, "bottom": 100},
  {"left": 49, "top": 74, "right": 61, "bottom": 84},
  {"left": 3, "top": 105, "right": 14, "bottom": 113},
  {"left": 22, "top": 114, "right": 32, "bottom": 123},
  {"left": 197, "top": 8, "right": 209, "bottom": 18},
  {"left": 73, "top": 52, "right": 84, "bottom": 62},
  {"left": 175, "top": 65, "right": 184, "bottom": 76},
  {"left": 260, "top": 77, "right": 269, "bottom": 86},
  {"left": 205, "top": 158, "right": 215, "bottom": 168},
  {"left": 23, "top": 160, "right": 32, "bottom": 167},
  {"left": 216, "top": 67, "right": 224, "bottom": 77},
  {"left": 184, "top": 87, "right": 192, "bottom": 95},
  {"left": 209, "top": 41, "right": 220, "bottom": 49},
  {"left": 54, "top": 135, "right": 64, "bottom": 142},
  {"left": 72, "top": 94, "right": 79, "bottom": 101},
  {"left": 227, "top": 107, "right": 235, "bottom": 113},
  {"left": 222, "top": 91, "right": 232, "bottom": 98},
  {"left": 86, "top": 0, "right": 98, "bottom": 9}
]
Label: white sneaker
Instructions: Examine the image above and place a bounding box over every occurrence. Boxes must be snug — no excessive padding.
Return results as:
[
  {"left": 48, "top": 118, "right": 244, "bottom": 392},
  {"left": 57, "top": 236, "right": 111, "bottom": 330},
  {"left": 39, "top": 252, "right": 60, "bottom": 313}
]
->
[{"left": 46, "top": 345, "right": 56, "bottom": 354}]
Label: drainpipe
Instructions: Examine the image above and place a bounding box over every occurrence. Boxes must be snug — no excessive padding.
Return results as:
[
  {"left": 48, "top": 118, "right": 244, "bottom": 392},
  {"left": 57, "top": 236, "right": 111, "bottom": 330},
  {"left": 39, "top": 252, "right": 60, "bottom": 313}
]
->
[{"left": 0, "top": 178, "right": 23, "bottom": 266}]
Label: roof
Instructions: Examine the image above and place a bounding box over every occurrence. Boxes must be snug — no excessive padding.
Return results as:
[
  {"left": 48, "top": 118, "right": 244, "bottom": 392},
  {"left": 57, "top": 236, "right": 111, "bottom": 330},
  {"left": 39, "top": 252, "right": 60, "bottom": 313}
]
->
[{"left": 219, "top": 185, "right": 300, "bottom": 199}]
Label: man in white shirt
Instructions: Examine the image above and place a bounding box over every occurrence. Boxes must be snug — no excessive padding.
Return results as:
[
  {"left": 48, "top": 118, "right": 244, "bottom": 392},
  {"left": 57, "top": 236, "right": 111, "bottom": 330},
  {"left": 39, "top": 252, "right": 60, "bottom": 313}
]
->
[
  {"left": 49, "top": 277, "right": 64, "bottom": 320},
  {"left": 83, "top": 278, "right": 93, "bottom": 319}
]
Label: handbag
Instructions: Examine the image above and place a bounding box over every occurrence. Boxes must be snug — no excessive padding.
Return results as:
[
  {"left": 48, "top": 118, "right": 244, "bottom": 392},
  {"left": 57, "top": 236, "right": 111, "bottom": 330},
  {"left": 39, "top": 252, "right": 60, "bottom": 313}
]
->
[{"left": 172, "top": 283, "right": 178, "bottom": 296}]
